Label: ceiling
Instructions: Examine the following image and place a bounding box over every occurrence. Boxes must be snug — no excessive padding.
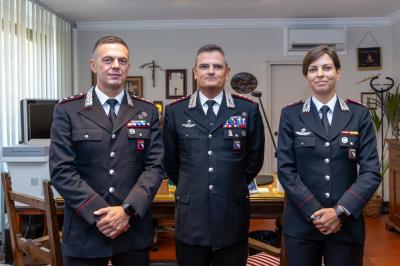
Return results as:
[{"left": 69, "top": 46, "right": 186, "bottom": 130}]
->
[{"left": 36, "top": 0, "right": 400, "bottom": 24}]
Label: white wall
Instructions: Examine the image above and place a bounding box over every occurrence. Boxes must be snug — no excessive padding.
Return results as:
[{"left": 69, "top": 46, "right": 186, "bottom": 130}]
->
[
  {"left": 392, "top": 21, "right": 400, "bottom": 81},
  {"left": 76, "top": 25, "right": 393, "bottom": 103}
]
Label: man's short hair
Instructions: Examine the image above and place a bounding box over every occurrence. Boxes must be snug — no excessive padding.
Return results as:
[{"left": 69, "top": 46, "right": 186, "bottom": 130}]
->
[
  {"left": 195, "top": 44, "right": 227, "bottom": 66},
  {"left": 93, "top": 36, "right": 129, "bottom": 54}
]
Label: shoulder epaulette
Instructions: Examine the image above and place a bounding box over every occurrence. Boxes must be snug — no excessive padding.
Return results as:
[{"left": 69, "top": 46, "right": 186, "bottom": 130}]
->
[
  {"left": 59, "top": 92, "right": 86, "bottom": 104},
  {"left": 346, "top": 99, "right": 363, "bottom": 106},
  {"left": 169, "top": 95, "right": 190, "bottom": 106},
  {"left": 231, "top": 93, "right": 256, "bottom": 104},
  {"left": 131, "top": 95, "right": 154, "bottom": 106},
  {"left": 285, "top": 100, "right": 304, "bottom": 108}
]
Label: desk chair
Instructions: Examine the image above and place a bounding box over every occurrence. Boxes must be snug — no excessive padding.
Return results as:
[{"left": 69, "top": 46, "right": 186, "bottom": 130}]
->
[{"left": 1, "top": 173, "right": 63, "bottom": 266}]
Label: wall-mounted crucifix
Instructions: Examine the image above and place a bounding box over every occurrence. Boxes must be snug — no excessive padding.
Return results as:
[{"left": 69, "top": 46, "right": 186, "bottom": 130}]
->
[{"left": 139, "top": 60, "right": 164, "bottom": 87}]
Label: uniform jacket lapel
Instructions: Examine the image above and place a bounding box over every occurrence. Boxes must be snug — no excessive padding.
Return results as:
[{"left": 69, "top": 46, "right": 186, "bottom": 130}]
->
[
  {"left": 210, "top": 95, "right": 237, "bottom": 133},
  {"left": 79, "top": 91, "right": 113, "bottom": 133},
  {"left": 299, "top": 101, "right": 327, "bottom": 140},
  {"left": 328, "top": 101, "right": 352, "bottom": 141},
  {"left": 185, "top": 93, "right": 208, "bottom": 129},
  {"left": 113, "top": 94, "right": 140, "bottom": 133}
]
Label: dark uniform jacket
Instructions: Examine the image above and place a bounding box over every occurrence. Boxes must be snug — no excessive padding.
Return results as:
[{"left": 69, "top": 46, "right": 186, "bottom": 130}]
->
[
  {"left": 49, "top": 88, "right": 164, "bottom": 257},
  {"left": 277, "top": 96, "right": 381, "bottom": 244},
  {"left": 163, "top": 90, "right": 265, "bottom": 250}
]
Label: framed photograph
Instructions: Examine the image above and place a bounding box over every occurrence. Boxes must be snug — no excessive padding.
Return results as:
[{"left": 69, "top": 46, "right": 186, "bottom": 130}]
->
[
  {"left": 361, "top": 92, "right": 378, "bottom": 110},
  {"left": 357, "top": 47, "right": 382, "bottom": 70},
  {"left": 126, "top": 76, "right": 143, "bottom": 98},
  {"left": 153, "top": 101, "right": 164, "bottom": 116},
  {"left": 91, "top": 72, "right": 97, "bottom": 86},
  {"left": 166, "top": 69, "right": 187, "bottom": 99}
]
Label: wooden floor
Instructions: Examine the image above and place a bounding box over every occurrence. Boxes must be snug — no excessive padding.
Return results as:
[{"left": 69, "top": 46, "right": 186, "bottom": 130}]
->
[{"left": 150, "top": 214, "right": 400, "bottom": 265}]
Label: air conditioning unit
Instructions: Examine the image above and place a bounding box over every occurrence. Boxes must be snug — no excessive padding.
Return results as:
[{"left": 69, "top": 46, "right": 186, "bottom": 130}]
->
[{"left": 286, "top": 27, "right": 347, "bottom": 55}]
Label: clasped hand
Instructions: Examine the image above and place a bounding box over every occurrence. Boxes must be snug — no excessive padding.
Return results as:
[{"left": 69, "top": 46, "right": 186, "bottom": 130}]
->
[
  {"left": 311, "top": 208, "right": 341, "bottom": 235},
  {"left": 94, "top": 206, "right": 130, "bottom": 239}
]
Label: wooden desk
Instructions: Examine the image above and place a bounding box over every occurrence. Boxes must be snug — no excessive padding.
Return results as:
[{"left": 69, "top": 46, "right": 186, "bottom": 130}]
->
[
  {"left": 16, "top": 189, "right": 286, "bottom": 265},
  {"left": 153, "top": 189, "right": 285, "bottom": 219}
]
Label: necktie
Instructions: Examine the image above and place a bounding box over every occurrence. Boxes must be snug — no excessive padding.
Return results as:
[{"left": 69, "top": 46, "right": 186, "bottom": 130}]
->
[
  {"left": 107, "top": 99, "right": 118, "bottom": 127},
  {"left": 320, "top": 105, "right": 330, "bottom": 134},
  {"left": 206, "top": 100, "right": 216, "bottom": 128}
]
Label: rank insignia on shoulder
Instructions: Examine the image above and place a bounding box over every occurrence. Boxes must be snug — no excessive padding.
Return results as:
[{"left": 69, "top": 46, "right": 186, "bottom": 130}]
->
[
  {"left": 345, "top": 99, "right": 363, "bottom": 106},
  {"left": 169, "top": 95, "right": 190, "bottom": 106},
  {"left": 295, "top": 128, "right": 311, "bottom": 136},
  {"left": 223, "top": 116, "right": 247, "bottom": 128},
  {"left": 59, "top": 92, "right": 86, "bottom": 104},
  {"left": 127, "top": 120, "right": 150, "bottom": 128},
  {"left": 285, "top": 100, "right": 304, "bottom": 108},
  {"left": 231, "top": 93, "right": 256, "bottom": 104}
]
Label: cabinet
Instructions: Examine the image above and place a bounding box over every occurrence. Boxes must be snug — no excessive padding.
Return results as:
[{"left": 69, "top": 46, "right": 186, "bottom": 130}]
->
[{"left": 385, "top": 140, "right": 400, "bottom": 232}]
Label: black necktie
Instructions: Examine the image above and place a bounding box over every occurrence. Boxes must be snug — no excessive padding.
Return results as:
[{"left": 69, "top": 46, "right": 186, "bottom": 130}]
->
[
  {"left": 206, "top": 100, "right": 216, "bottom": 128},
  {"left": 107, "top": 99, "right": 118, "bottom": 127},
  {"left": 320, "top": 105, "right": 330, "bottom": 134}
]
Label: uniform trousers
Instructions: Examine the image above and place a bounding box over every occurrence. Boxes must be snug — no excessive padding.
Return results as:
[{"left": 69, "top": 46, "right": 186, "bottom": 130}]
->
[
  {"left": 63, "top": 248, "right": 149, "bottom": 266},
  {"left": 285, "top": 234, "right": 364, "bottom": 266},
  {"left": 175, "top": 239, "right": 248, "bottom": 266}
]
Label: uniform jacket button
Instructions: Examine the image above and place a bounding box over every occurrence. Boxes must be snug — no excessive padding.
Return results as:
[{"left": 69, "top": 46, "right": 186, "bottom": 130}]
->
[
  {"left": 209, "top": 185, "right": 214, "bottom": 191},
  {"left": 109, "top": 169, "right": 115, "bottom": 175},
  {"left": 208, "top": 167, "right": 214, "bottom": 173},
  {"left": 324, "top": 158, "right": 330, "bottom": 164},
  {"left": 110, "top": 152, "right": 116, "bottom": 158},
  {"left": 208, "top": 150, "right": 213, "bottom": 155},
  {"left": 324, "top": 192, "right": 330, "bottom": 198},
  {"left": 109, "top": 187, "right": 115, "bottom": 193},
  {"left": 325, "top": 175, "right": 330, "bottom": 181},
  {"left": 325, "top": 142, "right": 330, "bottom": 147},
  {"left": 84, "top": 134, "right": 89, "bottom": 139},
  {"left": 111, "top": 134, "right": 116, "bottom": 139}
]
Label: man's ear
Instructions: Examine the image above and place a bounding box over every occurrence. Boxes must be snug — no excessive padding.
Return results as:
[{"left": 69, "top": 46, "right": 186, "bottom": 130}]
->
[{"left": 89, "top": 58, "right": 97, "bottom": 73}]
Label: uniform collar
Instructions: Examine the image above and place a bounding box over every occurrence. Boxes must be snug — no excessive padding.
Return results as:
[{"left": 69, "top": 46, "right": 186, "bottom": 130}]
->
[
  {"left": 302, "top": 95, "right": 349, "bottom": 113},
  {"left": 198, "top": 90, "right": 223, "bottom": 108},
  {"left": 95, "top": 86, "right": 125, "bottom": 106},
  {"left": 188, "top": 89, "right": 235, "bottom": 109},
  {"left": 312, "top": 94, "right": 337, "bottom": 113},
  {"left": 84, "top": 87, "right": 134, "bottom": 108}
]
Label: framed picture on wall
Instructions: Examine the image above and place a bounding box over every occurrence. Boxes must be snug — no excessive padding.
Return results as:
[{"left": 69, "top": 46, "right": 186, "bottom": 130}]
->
[
  {"left": 125, "top": 76, "right": 143, "bottom": 98},
  {"left": 361, "top": 92, "right": 378, "bottom": 110},
  {"left": 357, "top": 47, "right": 382, "bottom": 70},
  {"left": 166, "top": 69, "right": 187, "bottom": 99}
]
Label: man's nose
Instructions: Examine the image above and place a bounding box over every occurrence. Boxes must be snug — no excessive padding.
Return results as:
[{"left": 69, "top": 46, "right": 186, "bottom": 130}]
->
[{"left": 111, "top": 59, "right": 120, "bottom": 68}]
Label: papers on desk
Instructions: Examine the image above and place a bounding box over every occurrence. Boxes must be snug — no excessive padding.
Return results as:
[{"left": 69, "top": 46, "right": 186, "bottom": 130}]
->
[{"left": 248, "top": 179, "right": 271, "bottom": 194}]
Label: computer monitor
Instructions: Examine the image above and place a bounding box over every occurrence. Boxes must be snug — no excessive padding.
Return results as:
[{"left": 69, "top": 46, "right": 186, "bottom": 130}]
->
[{"left": 20, "top": 99, "right": 58, "bottom": 144}]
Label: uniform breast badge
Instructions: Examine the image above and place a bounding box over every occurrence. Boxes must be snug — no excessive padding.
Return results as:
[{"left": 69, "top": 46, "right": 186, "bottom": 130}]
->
[
  {"left": 348, "top": 148, "right": 357, "bottom": 160},
  {"left": 182, "top": 120, "right": 196, "bottom": 128},
  {"left": 233, "top": 140, "right": 241, "bottom": 151},
  {"left": 137, "top": 139, "right": 145, "bottom": 151},
  {"left": 295, "top": 128, "right": 312, "bottom": 136},
  {"left": 223, "top": 116, "right": 247, "bottom": 129}
]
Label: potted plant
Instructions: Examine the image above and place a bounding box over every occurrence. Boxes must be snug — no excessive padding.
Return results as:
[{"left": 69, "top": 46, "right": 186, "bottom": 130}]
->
[{"left": 365, "top": 83, "right": 400, "bottom": 217}]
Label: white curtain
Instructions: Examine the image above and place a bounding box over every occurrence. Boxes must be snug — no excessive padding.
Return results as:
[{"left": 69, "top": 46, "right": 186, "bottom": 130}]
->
[{"left": 0, "top": 0, "right": 73, "bottom": 167}]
